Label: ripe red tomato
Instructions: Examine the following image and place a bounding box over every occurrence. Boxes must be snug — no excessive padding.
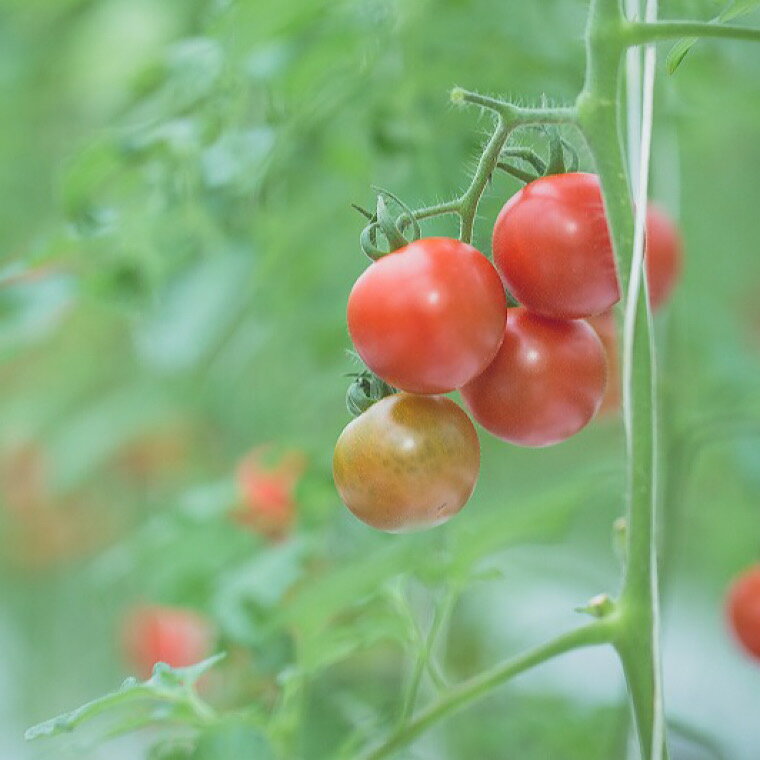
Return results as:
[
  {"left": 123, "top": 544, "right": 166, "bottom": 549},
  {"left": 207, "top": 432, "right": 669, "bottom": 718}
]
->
[
  {"left": 333, "top": 393, "right": 479, "bottom": 532},
  {"left": 726, "top": 565, "right": 760, "bottom": 660},
  {"left": 235, "top": 446, "right": 305, "bottom": 540},
  {"left": 121, "top": 605, "right": 214, "bottom": 679},
  {"left": 347, "top": 237, "right": 507, "bottom": 394},
  {"left": 586, "top": 311, "right": 620, "bottom": 416},
  {"left": 461, "top": 308, "right": 607, "bottom": 447},
  {"left": 645, "top": 204, "right": 683, "bottom": 312},
  {"left": 493, "top": 173, "right": 683, "bottom": 317},
  {"left": 492, "top": 172, "right": 620, "bottom": 319}
]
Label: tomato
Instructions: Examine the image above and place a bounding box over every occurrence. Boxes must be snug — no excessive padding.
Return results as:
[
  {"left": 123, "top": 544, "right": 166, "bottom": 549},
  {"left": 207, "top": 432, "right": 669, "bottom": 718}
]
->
[
  {"left": 235, "top": 446, "right": 305, "bottom": 540},
  {"left": 645, "top": 203, "right": 683, "bottom": 312},
  {"left": 492, "top": 172, "right": 620, "bottom": 319},
  {"left": 493, "top": 173, "right": 683, "bottom": 317},
  {"left": 121, "top": 605, "right": 214, "bottom": 679},
  {"left": 461, "top": 308, "right": 607, "bottom": 447},
  {"left": 726, "top": 564, "right": 760, "bottom": 660},
  {"left": 586, "top": 311, "right": 620, "bottom": 416},
  {"left": 332, "top": 393, "right": 479, "bottom": 532},
  {"left": 347, "top": 237, "right": 507, "bottom": 394}
]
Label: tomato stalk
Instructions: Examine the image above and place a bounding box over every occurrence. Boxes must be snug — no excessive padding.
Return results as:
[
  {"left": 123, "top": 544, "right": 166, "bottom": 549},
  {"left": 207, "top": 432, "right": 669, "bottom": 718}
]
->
[{"left": 357, "top": 620, "right": 615, "bottom": 760}]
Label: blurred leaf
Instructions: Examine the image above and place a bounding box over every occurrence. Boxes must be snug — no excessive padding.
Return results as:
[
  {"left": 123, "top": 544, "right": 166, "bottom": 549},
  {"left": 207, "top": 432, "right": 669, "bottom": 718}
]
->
[
  {"left": 667, "top": 1, "right": 760, "bottom": 73},
  {"left": 25, "top": 655, "right": 224, "bottom": 742},
  {"left": 190, "top": 720, "right": 275, "bottom": 760},
  {"left": 275, "top": 478, "right": 595, "bottom": 633}
]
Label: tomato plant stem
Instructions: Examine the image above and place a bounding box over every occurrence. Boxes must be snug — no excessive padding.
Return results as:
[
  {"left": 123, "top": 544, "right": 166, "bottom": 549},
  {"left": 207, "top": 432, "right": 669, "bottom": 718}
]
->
[
  {"left": 358, "top": 621, "right": 614, "bottom": 760},
  {"left": 579, "top": 2, "right": 666, "bottom": 758},
  {"left": 627, "top": 20, "right": 760, "bottom": 45}
]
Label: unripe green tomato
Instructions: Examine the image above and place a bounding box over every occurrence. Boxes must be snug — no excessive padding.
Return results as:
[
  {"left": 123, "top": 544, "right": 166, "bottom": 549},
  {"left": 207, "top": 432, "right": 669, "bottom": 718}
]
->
[{"left": 333, "top": 393, "right": 480, "bottom": 532}]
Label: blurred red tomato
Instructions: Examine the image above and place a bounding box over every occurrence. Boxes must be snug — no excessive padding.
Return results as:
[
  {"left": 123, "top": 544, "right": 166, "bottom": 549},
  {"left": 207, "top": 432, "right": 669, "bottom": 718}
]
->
[
  {"left": 234, "top": 446, "right": 306, "bottom": 539},
  {"left": 726, "top": 565, "right": 760, "bottom": 661},
  {"left": 121, "top": 604, "right": 215, "bottom": 679},
  {"left": 586, "top": 311, "right": 621, "bottom": 416}
]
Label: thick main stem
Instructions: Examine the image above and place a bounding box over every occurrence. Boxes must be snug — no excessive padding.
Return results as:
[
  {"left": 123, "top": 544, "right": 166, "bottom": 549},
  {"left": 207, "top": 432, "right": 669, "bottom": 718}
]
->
[{"left": 579, "top": 1, "right": 665, "bottom": 758}]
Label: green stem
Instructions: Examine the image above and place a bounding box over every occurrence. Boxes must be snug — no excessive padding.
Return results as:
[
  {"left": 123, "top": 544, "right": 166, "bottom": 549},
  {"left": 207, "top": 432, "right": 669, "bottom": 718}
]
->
[
  {"left": 626, "top": 20, "right": 760, "bottom": 45},
  {"left": 578, "top": 2, "right": 666, "bottom": 758},
  {"left": 358, "top": 622, "right": 613, "bottom": 760},
  {"left": 495, "top": 161, "right": 537, "bottom": 184},
  {"left": 500, "top": 146, "right": 547, "bottom": 174},
  {"left": 458, "top": 117, "right": 512, "bottom": 243}
]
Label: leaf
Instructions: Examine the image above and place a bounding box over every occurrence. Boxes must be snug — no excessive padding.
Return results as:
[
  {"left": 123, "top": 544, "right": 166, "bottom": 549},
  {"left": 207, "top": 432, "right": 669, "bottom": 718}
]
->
[
  {"left": 667, "top": 0, "right": 760, "bottom": 73},
  {"left": 25, "top": 655, "right": 225, "bottom": 742}
]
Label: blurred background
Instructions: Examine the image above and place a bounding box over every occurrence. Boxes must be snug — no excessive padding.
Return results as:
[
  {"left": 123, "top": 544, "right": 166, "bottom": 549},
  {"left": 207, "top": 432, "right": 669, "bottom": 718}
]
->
[{"left": 0, "top": 0, "right": 759, "bottom": 758}]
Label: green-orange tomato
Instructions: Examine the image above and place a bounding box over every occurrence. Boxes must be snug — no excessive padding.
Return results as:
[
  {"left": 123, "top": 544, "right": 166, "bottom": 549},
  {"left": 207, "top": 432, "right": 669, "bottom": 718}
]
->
[{"left": 333, "top": 393, "right": 479, "bottom": 532}]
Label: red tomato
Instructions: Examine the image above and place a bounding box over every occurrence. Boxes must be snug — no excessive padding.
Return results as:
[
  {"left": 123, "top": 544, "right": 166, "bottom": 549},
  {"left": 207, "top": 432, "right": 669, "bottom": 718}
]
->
[
  {"left": 235, "top": 446, "right": 305, "bottom": 540},
  {"left": 493, "top": 174, "right": 683, "bottom": 317},
  {"left": 492, "top": 173, "right": 620, "bottom": 319},
  {"left": 121, "top": 605, "right": 214, "bottom": 679},
  {"left": 726, "top": 565, "right": 760, "bottom": 660},
  {"left": 461, "top": 308, "right": 607, "bottom": 447},
  {"left": 333, "top": 393, "right": 479, "bottom": 532},
  {"left": 645, "top": 204, "right": 683, "bottom": 312},
  {"left": 347, "top": 237, "right": 507, "bottom": 394},
  {"left": 586, "top": 311, "right": 620, "bottom": 416}
]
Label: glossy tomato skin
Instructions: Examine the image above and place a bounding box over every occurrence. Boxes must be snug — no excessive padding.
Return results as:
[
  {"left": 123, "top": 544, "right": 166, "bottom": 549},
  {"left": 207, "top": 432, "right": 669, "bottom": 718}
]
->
[
  {"left": 586, "top": 311, "right": 620, "bottom": 416},
  {"left": 461, "top": 308, "right": 607, "bottom": 447},
  {"left": 493, "top": 173, "right": 621, "bottom": 319},
  {"left": 646, "top": 204, "right": 683, "bottom": 311},
  {"left": 727, "top": 565, "right": 760, "bottom": 660},
  {"left": 347, "top": 237, "right": 507, "bottom": 394},
  {"left": 121, "top": 605, "right": 214, "bottom": 679},
  {"left": 333, "top": 393, "right": 479, "bottom": 532}
]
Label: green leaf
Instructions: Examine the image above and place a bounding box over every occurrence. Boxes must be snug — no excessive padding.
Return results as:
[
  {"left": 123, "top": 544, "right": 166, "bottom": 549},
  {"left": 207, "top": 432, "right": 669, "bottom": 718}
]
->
[{"left": 25, "top": 655, "right": 225, "bottom": 742}]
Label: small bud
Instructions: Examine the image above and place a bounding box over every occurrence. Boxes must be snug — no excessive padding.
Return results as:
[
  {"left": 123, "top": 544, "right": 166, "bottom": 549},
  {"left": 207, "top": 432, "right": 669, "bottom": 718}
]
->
[
  {"left": 576, "top": 593, "right": 615, "bottom": 618},
  {"left": 450, "top": 87, "right": 466, "bottom": 105}
]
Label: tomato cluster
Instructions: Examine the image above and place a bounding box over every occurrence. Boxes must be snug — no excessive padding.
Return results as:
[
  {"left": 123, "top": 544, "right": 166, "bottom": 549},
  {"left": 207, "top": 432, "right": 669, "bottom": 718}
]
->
[{"left": 335, "top": 172, "right": 683, "bottom": 532}]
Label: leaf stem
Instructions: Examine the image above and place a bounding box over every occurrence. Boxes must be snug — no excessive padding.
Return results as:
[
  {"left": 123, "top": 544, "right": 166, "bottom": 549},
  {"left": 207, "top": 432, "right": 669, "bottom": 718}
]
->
[
  {"left": 358, "top": 621, "right": 614, "bottom": 760},
  {"left": 626, "top": 20, "right": 760, "bottom": 45}
]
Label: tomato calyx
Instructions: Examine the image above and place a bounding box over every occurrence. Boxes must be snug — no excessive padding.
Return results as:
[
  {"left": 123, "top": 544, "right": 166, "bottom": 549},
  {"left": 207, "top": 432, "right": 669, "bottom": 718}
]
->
[
  {"left": 357, "top": 187, "right": 421, "bottom": 260},
  {"left": 496, "top": 127, "right": 579, "bottom": 185},
  {"left": 345, "top": 366, "right": 397, "bottom": 417}
]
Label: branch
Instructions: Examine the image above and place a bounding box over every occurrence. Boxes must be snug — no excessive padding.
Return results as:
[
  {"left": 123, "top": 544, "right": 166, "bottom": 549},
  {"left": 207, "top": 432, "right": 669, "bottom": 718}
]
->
[
  {"left": 358, "top": 621, "right": 614, "bottom": 760},
  {"left": 627, "top": 20, "right": 760, "bottom": 45}
]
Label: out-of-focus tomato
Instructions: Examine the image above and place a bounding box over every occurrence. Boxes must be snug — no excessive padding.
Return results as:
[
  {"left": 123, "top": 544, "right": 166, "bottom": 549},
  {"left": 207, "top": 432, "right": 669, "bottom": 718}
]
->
[
  {"left": 586, "top": 311, "right": 620, "bottom": 416},
  {"left": 645, "top": 204, "right": 683, "bottom": 312},
  {"left": 234, "top": 446, "right": 306, "bottom": 539},
  {"left": 121, "top": 604, "right": 215, "bottom": 679},
  {"left": 726, "top": 565, "right": 760, "bottom": 661}
]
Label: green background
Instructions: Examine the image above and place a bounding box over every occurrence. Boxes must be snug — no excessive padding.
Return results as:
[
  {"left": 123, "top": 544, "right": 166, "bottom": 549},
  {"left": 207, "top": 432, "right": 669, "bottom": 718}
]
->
[{"left": 0, "top": 0, "right": 759, "bottom": 758}]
